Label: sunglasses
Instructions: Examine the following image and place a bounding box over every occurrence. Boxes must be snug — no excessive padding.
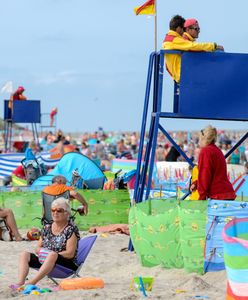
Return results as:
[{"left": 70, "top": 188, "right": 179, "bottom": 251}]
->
[
  {"left": 51, "top": 208, "right": 66, "bottom": 213},
  {"left": 190, "top": 27, "right": 200, "bottom": 32}
]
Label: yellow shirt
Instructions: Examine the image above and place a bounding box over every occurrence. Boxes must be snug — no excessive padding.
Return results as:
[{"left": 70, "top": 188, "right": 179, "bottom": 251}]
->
[
  {"left": 190, "top": 166, "right": 200, "bottom": 200},
  {"left": 182, "top": 32, "right": 195, "bottom": 42},
  {"left": 162, "top": 30, "right": 216, "bottom": 82}
]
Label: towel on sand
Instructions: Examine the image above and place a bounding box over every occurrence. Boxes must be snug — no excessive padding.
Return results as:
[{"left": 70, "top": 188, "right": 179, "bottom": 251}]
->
[{"left": 89, "top": 224, "right": 129, "bottom": 235}]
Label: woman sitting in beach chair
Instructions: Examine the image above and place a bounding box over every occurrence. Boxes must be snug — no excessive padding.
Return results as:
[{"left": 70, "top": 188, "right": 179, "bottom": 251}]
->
[{"left": 13, "top": 198, "right": 80, "bottom": 287}]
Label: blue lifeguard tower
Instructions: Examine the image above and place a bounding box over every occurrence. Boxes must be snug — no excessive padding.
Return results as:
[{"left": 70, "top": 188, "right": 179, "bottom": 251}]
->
[
  {"left": 134, "top": 51, "right": 248, "bottom": 203},
  {"left": 3, "top": 100, "right": 41, "bottom": 152}
]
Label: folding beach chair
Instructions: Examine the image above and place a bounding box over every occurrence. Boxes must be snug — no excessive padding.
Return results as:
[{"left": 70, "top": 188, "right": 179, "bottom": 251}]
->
[
  {"left": 33, "top": 235, "right": 98, "bottom": 285},
  {"left": 41, "top": 190, "right": 70, "bottom": 225}
]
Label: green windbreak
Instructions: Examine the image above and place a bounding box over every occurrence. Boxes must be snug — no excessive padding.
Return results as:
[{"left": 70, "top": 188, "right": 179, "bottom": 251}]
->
[
  {"left": 0, "top": 190, "right": 130, "bottom": 230},
  {"left": 129, "top": 199, "right": 208, "bottom": 274}
]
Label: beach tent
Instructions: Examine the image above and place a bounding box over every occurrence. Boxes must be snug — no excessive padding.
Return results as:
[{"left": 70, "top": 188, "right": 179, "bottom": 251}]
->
[
  {"left": 232, "top": 174, "right": 248, "bottom": 198},
  {"left": 32, "top": 152, "right": 106, "bottom": 189}
]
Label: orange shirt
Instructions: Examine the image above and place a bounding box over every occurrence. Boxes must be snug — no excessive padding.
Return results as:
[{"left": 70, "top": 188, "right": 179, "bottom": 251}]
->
[{"left": 43, "top": 184, "right": 74, "bottom": 196}]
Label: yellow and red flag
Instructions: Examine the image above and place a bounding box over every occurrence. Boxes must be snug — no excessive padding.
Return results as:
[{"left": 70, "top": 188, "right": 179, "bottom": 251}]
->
[{"left": 134, "top": 0, "right": 155, "bottom": 16}]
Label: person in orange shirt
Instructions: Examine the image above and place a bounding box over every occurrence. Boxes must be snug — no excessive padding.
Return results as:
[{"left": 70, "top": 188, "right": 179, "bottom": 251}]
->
[{"left": 43, "top": 175, "right": 88, "bottom": 215}]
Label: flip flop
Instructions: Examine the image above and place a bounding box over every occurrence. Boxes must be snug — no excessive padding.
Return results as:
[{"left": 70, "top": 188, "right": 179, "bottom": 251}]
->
[
  {"left": 9, "top": 284, "right": 20, "bottom": 290},
  {"left": 120, "top": 247, "right": 128, "bottom": 252}
]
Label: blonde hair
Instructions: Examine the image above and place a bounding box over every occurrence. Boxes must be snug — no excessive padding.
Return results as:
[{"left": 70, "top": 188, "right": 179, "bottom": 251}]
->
[
  {"left": 201, "top": 125, "right": 217, "bottom": 145},
  {"left": 51, "top": 197, "right": 71, "bottom": 214}
]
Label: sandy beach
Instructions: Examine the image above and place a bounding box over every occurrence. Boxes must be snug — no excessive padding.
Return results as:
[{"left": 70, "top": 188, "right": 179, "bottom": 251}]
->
[{"left": 0, "top": 231, "right": 227, "bottom": 300}]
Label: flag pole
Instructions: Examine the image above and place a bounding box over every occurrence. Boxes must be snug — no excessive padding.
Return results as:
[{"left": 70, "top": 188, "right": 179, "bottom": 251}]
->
[{"left": 154, "top": 0, "right": 157, "bottom": 51}]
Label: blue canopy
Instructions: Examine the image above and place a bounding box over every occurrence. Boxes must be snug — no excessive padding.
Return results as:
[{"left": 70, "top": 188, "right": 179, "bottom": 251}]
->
[{"left": 32, "top": 152, "right": 106, "bottom": 189}]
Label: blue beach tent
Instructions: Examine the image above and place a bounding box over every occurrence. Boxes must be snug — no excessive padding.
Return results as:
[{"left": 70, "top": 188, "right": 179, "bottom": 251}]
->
[{"left": 32, "top": 152, "right": 106, "bottom": 189}]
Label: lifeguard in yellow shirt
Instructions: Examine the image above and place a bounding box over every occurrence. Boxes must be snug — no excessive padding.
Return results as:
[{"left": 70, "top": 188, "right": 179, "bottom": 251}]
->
[
  {"left": 162, "top": 15, "right": 224, "bottom": 83},
  {"left": 183, "top": 18, "right": 200, "bottom": 42}
]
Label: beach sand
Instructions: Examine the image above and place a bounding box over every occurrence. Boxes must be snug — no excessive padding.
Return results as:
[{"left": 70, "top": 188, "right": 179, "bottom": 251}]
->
[{"left": 0, "top": 232, "right": 226, "bottom": 300}]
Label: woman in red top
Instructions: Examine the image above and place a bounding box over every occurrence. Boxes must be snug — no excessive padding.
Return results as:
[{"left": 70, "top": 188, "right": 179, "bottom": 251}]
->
[{"left": 194, "top": 125, "right": 236, "bottom": 200}]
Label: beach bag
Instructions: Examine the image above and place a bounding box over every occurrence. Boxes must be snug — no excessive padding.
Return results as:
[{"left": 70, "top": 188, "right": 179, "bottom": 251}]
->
[
  {"left": 25, "top": 163, "right": 41, "bottom": 185},
  {"left": 27, "top": 228, "right": 41, "bottom": 241},
  {"left": 38, "top": 248, "right": 51, "bottom": 264},
  {"left": 70, "top": 169, "right": 86, "bottom": 189}
]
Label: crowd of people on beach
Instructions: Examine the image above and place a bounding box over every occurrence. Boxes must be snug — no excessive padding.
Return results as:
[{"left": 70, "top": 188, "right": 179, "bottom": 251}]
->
[
  {"left": 0, "top": 124, "right": 244, "bottom": 290},
  {"left": 37, "top": 128, "right": 248, "bottom": 167},
  {"left": 1, "top": 127, "right": 248, "bottom": 169}
]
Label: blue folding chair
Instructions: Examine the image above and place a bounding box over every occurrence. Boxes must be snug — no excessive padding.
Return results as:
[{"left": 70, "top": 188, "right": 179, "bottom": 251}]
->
[{"left": 33, "top": 235, "right": 97, "bottom": 285}]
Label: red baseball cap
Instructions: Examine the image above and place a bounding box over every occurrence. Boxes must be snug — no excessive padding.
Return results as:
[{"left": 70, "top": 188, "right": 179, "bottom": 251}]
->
[
  {"left": 17, "top": 86, "right": 25, "bottom": 92},
  {"left": 184, "top": 19, "right": 199, "bottom": 28}
]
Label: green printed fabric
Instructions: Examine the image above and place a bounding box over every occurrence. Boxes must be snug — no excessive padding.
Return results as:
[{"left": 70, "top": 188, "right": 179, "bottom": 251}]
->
[
  {"left": 73, "top": 190, "right": 130, "bottom": 230},
  {"left": 179, "top": 201, "right": 208, "bottom": 273},
  {"left": 129, "top": 199, "right": 208, "bottom": 274},
  {"left": 0, "top": 190, "right": 130, "bottom": 230}
]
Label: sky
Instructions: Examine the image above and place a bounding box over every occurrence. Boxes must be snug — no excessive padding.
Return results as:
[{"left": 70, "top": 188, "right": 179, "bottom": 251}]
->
[{"left": 0, "top": 0, "right": 247, "bottom": 133}]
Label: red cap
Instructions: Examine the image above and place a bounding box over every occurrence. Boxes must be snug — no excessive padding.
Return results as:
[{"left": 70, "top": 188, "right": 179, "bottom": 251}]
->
[
  {"left": 17, "top": 86, "right": 25, "bottom": 93},
  {"left": 184, "top": 19, "right": 199, "bottom": 28}
]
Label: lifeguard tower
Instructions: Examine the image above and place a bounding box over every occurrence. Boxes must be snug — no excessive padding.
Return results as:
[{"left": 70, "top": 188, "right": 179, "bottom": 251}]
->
[
  {"left": 3, "top": 100, "right": 41, "bottom": 152},
  {"left": 134, "top": 50, "right": 248, "bottom": 203}
]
